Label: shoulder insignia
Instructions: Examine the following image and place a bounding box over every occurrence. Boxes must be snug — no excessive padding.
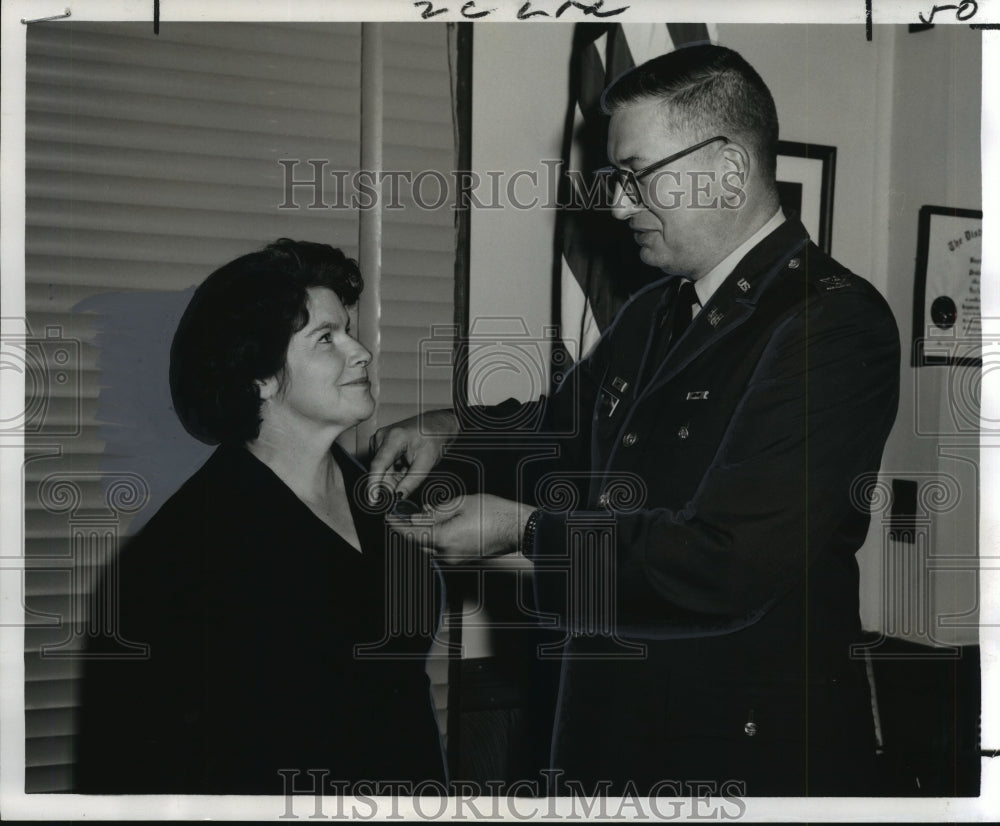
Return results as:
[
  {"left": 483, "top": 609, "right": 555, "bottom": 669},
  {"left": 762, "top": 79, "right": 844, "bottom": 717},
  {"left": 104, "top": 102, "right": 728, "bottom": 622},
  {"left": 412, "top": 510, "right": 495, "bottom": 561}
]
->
[{"left": 818, "top": 274, "right": 852, "bottom": 291}]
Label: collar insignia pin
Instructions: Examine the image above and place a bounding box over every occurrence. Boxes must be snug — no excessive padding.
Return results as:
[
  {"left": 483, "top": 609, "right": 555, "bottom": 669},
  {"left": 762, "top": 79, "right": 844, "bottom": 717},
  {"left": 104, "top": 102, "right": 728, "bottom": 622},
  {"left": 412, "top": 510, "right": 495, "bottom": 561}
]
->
[{"left": 598, "top": 388, "right": 622, "bottom": 418}]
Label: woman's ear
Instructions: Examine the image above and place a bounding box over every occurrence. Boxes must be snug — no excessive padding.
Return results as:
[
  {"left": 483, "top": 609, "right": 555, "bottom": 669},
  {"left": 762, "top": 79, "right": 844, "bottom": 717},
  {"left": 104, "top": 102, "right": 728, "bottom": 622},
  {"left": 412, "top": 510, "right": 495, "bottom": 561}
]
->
[{"left": 255, "top": 374, "right": 279, "bottom": 402}]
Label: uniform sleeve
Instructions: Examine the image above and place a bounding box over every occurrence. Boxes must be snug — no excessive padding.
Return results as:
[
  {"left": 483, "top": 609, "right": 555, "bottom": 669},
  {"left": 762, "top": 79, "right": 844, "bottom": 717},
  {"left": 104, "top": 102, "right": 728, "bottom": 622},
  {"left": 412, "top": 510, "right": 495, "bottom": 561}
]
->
[
  {"left": 445, "top": 342, "right": 605, "bottom": 503},
  {"left": 529, "top": 289, "right": 901, "bottom": 635}
]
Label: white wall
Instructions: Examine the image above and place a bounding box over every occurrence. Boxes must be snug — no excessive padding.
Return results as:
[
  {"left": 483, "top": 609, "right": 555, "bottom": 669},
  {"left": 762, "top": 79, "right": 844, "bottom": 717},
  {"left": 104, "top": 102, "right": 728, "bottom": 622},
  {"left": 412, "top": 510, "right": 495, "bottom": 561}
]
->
[
  {"left": 467, "top": 24, "right": 573, "bottom": 405},
  {"left": 880, "top": 25, "right": 982, "bottom": 645},
  {"left": 716, "top": 25, "right": 891, "bottom": 290}
]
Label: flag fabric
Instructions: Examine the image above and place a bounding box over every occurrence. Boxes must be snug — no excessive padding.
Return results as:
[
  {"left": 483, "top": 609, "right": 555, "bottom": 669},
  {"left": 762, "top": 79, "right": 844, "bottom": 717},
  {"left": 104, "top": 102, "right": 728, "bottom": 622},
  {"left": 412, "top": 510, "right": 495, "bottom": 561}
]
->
[{"left": 554, "top": 23, "right": 716, "bottom": 368}]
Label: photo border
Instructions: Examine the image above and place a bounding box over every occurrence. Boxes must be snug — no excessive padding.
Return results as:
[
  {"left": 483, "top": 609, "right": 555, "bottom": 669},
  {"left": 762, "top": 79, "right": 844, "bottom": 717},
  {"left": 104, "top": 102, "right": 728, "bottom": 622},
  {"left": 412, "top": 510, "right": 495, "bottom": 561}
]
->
[{"left": 1, "top": 2, "right": 997, "bottom": 822}]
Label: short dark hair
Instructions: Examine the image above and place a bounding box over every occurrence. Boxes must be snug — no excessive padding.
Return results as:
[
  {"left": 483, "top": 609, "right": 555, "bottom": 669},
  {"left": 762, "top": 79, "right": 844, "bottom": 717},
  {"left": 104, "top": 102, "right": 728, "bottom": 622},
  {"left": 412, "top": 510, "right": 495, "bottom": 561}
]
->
[
  {"left": 601, "top": 44, "right": 779, "bottom": 180},
  {"left": 170, "top": 238, "right": 363, "bottom": 445}
]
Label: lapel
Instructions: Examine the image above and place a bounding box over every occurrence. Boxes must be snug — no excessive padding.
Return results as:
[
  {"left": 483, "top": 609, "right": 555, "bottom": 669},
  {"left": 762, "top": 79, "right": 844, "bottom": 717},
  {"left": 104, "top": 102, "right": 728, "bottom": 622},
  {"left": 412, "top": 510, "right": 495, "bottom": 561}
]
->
[{"left": 636, "top": 219, "right": 810, "bottom": 399}]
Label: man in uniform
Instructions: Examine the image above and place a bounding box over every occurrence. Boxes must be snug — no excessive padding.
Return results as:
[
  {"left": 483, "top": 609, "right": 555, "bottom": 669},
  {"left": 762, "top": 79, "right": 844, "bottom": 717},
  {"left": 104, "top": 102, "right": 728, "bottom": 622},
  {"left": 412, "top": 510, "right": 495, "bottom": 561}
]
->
[{"left": 369, "top": 44, "right": 900, "bottom": 796}]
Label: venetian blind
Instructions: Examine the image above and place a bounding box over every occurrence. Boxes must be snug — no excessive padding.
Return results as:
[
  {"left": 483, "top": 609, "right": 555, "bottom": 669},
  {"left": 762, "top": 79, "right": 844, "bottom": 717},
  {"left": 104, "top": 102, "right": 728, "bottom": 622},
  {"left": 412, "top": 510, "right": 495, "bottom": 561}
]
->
[{"left": 24, "top": 20, "right": 456, "bottom": 793}]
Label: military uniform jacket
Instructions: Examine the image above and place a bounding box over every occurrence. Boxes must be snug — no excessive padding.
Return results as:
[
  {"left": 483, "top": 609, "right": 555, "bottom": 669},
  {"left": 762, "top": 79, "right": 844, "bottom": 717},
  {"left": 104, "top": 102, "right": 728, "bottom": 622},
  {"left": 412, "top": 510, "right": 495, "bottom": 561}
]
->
[{"left": 465, "top": 218, "right": 901, "bottom": 795}]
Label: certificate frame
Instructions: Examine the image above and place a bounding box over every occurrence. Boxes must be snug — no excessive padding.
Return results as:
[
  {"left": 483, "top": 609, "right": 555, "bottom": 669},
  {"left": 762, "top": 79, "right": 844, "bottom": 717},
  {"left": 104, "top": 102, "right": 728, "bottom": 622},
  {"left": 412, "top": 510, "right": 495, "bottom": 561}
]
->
[
  {"left": 775, "top": 139, "right": 836, "bottom": 254},
  {"left": 911, "top": 204, "right": 983, "bottom": 368}
]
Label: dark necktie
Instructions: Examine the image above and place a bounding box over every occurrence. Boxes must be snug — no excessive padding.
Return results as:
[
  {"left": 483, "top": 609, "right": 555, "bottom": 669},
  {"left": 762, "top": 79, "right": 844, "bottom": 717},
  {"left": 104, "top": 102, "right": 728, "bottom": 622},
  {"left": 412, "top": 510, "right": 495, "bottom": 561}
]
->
[
  {"left": 669, "top": 279, "right": 700, "bottom": 352},
  {"left": 642, "top": 279, "right": 700, "bottom": 387}
]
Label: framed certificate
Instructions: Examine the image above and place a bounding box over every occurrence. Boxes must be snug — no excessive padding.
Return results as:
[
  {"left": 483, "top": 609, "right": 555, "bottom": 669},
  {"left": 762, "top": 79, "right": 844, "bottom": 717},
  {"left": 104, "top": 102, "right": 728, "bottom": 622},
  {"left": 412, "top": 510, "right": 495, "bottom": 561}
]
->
[{"left": 911, "top": 205, "right": 983, "bottom": 367}]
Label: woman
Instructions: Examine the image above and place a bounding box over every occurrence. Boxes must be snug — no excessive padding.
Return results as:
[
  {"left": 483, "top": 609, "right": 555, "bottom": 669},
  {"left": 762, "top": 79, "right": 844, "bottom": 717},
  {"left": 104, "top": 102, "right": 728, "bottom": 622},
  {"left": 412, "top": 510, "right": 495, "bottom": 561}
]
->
[{"left": 76, "top": 239, "right": 446, "bottom": 794}]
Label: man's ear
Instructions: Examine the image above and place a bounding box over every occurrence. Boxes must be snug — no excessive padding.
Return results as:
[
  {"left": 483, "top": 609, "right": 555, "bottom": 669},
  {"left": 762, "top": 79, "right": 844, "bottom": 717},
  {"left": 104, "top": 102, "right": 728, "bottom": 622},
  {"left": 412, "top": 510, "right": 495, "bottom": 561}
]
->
[
  {"left": 256, "top": 374, "right": 279, "bottom": 401},
  {"left": 718, "top": 142, "right": 750, "bottom": 209},
  {"left": 720, "top": 140, "right": 750, "bottom": 178}
]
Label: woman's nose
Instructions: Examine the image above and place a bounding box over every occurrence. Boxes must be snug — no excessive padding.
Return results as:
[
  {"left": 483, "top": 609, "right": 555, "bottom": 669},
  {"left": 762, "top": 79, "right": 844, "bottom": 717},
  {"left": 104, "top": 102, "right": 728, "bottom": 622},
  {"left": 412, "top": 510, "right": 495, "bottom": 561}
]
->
[{"left": 350, "top": 338, "right": 372, "bottom": 367}]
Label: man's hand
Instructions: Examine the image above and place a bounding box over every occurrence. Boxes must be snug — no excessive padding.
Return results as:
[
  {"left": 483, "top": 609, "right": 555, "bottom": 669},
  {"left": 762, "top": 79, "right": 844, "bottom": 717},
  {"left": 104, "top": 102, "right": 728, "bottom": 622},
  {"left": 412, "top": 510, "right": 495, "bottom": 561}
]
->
[
  {"left": 366, "top": 409, "right": 459, "bottom": 504},
  {"left": 387, "top": 494, "right": 534, "bottom": 565}
]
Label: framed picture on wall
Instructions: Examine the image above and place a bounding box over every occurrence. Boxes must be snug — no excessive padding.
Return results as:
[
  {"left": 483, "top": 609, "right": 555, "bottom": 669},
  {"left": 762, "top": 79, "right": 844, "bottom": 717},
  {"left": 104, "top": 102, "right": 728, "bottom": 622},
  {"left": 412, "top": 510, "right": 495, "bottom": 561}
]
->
[
  {"left": 911, "top": 205, "right": 982, "bottom": 367},
  {"left": 775, "top": 140, "right": 836, "bottom": 254}
]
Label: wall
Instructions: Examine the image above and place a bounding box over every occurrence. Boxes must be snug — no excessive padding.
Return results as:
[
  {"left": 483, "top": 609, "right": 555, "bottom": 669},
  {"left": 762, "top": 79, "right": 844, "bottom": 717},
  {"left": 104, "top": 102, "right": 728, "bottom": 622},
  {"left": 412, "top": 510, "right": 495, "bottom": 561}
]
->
[
  {"left": 467, "top": 24, "right": 983, "bottom": 642},
  {"left": 716, "top": 25, "right": 891, "bottom": 291},
  {"left": 467, "top": 24, "right": 573, "bottom": 405},
  {"left": 880, "top": 24, "right": 982, "bottom": 646}
]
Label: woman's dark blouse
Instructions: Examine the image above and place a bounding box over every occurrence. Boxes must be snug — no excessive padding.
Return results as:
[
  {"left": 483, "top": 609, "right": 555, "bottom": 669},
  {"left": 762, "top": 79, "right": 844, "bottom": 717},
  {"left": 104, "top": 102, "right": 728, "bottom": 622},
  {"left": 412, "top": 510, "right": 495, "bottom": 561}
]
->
[{"left": 76, "top": 444, "right": 446, "bottom": 793}]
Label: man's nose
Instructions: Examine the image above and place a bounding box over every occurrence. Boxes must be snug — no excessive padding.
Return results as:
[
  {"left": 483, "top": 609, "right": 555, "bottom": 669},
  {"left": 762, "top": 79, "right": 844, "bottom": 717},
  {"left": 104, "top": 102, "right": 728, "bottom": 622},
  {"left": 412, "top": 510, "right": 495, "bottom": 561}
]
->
[{"left": 610, "top": 181, "right": 641, "bottom": 221}]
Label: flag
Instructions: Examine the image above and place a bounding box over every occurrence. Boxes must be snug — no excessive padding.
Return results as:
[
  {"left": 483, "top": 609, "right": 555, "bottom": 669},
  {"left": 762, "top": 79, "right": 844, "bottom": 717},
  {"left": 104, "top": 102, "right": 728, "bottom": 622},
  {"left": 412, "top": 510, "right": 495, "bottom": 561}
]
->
[{"left": 554, "top": 23, "right": 717, "bottom": 370}]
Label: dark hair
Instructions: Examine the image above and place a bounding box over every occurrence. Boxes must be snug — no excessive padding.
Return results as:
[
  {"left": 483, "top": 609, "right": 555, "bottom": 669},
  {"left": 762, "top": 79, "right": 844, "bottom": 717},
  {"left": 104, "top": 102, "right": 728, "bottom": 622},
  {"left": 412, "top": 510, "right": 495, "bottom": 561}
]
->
[
  {"left": 170, "top": 238, "right": 363, "bottom": 445},
  {"left": 601, "top": 44, "right": 779, "bottom": 180}
]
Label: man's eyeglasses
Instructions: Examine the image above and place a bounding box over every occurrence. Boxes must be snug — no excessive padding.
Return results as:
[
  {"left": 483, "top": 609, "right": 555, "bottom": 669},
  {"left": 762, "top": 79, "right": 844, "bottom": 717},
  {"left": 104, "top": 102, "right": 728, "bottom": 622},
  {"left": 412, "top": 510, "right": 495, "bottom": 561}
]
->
[{"left": 595, "top": 135, "right": 729, "bottom": 209}]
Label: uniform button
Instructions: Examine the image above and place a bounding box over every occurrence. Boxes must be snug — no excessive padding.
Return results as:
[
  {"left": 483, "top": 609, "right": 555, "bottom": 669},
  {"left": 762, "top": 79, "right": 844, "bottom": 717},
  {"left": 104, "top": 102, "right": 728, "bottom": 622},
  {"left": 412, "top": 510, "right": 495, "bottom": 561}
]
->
[
  {"left": 597, "top": 491, "right": 610, "bottom": 508},
  {"left": 677, "top": 426, "right": 690, "bottom": 439},
  {"left": 787, "top": 257, "right": 801, "bottom": 269},
  {"left": 744, "top": 721, "right": 758, "bottom": 737},
  {"left": 622, "top": 431, "right": 638, "bottom": 447}
]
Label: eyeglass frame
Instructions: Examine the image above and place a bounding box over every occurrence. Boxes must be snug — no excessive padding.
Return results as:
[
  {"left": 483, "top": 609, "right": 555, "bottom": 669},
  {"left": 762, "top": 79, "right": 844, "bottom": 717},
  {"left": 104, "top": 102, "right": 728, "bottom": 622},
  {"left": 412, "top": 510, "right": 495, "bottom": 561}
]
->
[{"left": 596, "top": 135, "right": 730, "bottom": 208}]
